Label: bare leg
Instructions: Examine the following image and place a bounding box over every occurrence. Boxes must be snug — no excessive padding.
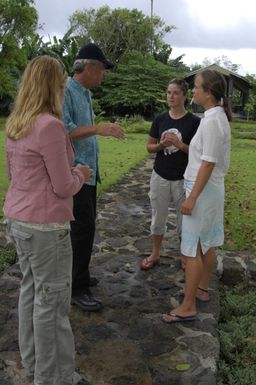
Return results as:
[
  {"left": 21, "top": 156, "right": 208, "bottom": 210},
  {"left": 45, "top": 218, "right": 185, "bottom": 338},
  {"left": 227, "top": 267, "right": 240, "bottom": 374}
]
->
[
  {"left": 140, "top": 234, "right": 163, "bottom": 270},
  {"left": 149, "top": 234, "right": 163, "bottom": 261},
  {"left": 162, "top": 245, "right": 203, "bottom": 321},
  {"left": 196, "top": 247, "right": 216, "bottom": 301},
  {"left": 181, "top": 255, "right": 186, "bottom": 272}
]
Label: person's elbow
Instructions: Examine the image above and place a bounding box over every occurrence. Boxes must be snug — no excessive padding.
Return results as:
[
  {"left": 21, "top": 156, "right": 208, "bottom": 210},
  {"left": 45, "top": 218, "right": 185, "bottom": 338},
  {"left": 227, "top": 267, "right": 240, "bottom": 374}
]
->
[
  {"left": 202, "top": 160, "right": 215, "bottom": 169},
  {"left": 201, "top": 160, "right": 216, "bottom": 176}
]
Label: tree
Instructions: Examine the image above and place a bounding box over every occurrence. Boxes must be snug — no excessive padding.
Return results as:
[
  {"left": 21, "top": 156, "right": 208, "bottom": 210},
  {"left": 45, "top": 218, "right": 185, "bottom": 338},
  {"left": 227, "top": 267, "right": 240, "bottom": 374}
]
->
[
  {"left": 69, "top": 6, "right": 174, "bottom": 64},
  {"left": 168, "top": 54, "right": 190, "bottom": 73},
  {"left": 200, "top": 55, "right": 240, "bottom": 73},
  {"left": 190, "top": 63, "right": 202, "bottom": 72},
  {"left": 189, "top": 56, "right": 241, "bottom": 74},
  {"left": 245, "top": 74, "right": 256, "bottom": 120},
  {"left": 93, "top": 51, "right": 176, "bottom": 118},
  {"left": 0, "top": 0, "right": 38, "bottom": 114},
  {"left": 153, "top": 43, "right": 173, "bottom": 65},
  {"left": 39, "top": 28, "right": 79, "bottom": 74},
  {"left": 244, "top": 101, "right": 254, "bottom": 121}
]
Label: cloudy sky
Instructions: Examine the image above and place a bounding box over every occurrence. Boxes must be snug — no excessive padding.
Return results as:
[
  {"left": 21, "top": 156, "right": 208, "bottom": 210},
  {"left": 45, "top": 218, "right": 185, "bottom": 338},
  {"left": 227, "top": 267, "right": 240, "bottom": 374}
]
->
[{"left": 34, "top": 0, "right": 256, "bottom": 76}]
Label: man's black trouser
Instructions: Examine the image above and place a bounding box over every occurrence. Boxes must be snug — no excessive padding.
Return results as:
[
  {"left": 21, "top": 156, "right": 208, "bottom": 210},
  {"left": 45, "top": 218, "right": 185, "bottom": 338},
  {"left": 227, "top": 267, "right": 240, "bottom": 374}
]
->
[{"left": 70, "top": 184, "right": 97, "bottom": 296}]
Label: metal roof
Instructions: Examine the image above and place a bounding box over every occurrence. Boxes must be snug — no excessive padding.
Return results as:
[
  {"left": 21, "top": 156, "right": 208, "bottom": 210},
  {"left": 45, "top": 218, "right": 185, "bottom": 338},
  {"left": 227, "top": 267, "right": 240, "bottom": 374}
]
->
[{"left": 185, "top": 63, "right": 249, "bottom": 84}]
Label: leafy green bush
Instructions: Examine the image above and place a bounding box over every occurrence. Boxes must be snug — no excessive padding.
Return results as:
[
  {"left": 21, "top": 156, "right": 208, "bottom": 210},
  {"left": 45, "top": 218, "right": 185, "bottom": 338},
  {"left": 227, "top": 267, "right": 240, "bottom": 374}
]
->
[
  {"left": 218, "top": 362, "right": 256, "bottom": 385},
  {"left": 113, "top": 114, "right": 151, "bottom": 134},
  {"left": 217, "top": 283, "right": 256, "bottom": 385},
  {"left": 0, "top": 247, "right": 16, "bottom": 272},
  {"left": 125, "top": 121, "right": 151, "bottom": 134},
  {"left": 123, "top": 114, "right": 146, "bottom": 125},
  {"left": 95, "top": 52, "right": 175, "bottom": 117}
]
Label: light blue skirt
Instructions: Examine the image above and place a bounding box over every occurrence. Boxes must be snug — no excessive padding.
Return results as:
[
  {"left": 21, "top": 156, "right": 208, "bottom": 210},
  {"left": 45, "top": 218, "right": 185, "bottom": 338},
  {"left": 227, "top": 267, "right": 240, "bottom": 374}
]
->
[{"left": 181, "top": 179, "right": 225, "bottom": 257}]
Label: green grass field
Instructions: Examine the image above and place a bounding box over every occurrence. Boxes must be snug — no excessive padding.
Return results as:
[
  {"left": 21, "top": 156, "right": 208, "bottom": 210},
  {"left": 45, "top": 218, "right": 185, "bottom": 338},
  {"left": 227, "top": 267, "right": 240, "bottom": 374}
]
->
[
  {"left": 224, "top": 138, "right": 256, "bottom": 251},
  {"left": 97, "top": 134, "right": 148, "bottom": 195}
]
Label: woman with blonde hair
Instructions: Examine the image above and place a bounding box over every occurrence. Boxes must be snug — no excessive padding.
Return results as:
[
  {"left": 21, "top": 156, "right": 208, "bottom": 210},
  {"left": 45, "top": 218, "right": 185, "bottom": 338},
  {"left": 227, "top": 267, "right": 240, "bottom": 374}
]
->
[
  {"left": 4, "top": 55, "right": 91, "bottom": 384},
  {"left": 161, "top": 69, "right": 231, "bottom": 323}
]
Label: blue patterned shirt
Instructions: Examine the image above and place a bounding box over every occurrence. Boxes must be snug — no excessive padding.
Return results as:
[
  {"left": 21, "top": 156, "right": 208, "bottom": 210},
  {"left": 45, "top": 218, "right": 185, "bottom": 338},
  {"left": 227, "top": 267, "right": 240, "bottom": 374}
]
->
[{"left": 63, "top": 77, "right": 99, "bottom": 186}]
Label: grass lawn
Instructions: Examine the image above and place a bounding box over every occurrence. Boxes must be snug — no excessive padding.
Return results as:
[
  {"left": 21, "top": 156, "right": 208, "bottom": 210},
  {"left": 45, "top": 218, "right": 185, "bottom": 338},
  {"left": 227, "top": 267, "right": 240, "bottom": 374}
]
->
[
  {"left": 224, "top": 138, "right": 256, "bottom": 251},
  {"left": 97, "top": 134, "right": 148, "bottom": 195}
]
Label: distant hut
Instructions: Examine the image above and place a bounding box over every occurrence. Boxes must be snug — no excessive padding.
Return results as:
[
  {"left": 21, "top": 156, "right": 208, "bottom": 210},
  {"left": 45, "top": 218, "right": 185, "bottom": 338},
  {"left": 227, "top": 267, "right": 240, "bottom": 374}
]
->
[{"left": 185, "top": 63, "right": 250, "bottom": 118}]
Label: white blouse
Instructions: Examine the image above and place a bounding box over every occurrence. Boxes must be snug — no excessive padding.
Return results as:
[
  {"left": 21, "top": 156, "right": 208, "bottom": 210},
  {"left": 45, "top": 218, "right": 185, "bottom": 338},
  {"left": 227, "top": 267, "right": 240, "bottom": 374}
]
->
[{"left": 184, "top": 106, "right": 231, "bottom": 185}]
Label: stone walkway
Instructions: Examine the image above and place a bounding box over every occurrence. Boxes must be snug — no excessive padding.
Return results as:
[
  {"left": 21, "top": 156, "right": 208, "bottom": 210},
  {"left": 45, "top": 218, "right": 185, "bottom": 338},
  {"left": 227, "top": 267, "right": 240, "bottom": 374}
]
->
[{"left": 1, "top": 157, "right": 255, "bottom": 385}]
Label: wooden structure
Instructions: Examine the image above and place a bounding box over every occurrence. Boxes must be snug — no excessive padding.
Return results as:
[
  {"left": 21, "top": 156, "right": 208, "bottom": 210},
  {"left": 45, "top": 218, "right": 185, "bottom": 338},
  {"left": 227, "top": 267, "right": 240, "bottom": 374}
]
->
[{"left": 185, "top": 64, "right": 250, "bottom": 117}]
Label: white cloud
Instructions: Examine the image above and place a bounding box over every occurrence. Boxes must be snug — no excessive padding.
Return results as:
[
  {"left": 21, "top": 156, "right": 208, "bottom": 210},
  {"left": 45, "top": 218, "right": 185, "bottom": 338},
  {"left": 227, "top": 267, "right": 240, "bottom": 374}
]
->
[
  {"left": 172, "top": 47, "right": 256, "bottom": 76},
  {"left": 34, "top": 0, "right": 256, "bottom": 75},
  {"left": 184, "top": 0, "right": 252, "bottom": 28}
]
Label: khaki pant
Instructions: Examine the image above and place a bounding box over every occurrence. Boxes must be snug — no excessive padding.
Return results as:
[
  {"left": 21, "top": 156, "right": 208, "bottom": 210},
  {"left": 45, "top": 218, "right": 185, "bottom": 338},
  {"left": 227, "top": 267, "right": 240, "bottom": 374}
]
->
[
  {"left": 149, "top": 170, "right": 185, "bottom": 237},
  {"left": 6, "top": 220, "right": 75, "bottom": 385}
]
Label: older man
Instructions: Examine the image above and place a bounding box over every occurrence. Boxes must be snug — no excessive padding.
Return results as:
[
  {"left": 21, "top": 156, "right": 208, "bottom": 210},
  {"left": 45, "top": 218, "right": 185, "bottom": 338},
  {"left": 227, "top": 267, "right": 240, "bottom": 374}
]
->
[{"left": 63, "top": 43, "right": 124, "bottom": 311}]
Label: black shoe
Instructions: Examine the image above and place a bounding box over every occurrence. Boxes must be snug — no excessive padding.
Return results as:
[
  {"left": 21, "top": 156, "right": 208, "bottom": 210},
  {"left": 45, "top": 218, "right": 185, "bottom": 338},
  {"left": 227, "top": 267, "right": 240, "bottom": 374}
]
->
[
  {"left": 71, "top": 292, "right": 102, "bottom": 312},
  {"left": 86, "top": 288, "right": 102, "bottom": 304},
  {"left": 89, "top": 277, "right": 99, "bottom": 287}
]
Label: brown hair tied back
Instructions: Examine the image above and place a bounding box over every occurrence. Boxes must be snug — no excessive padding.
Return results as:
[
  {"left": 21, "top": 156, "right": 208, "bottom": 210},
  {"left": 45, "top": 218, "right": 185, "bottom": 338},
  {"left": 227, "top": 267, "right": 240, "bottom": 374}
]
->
[{"left": 199, "top": 69, "right": 232, "bottom": 121}]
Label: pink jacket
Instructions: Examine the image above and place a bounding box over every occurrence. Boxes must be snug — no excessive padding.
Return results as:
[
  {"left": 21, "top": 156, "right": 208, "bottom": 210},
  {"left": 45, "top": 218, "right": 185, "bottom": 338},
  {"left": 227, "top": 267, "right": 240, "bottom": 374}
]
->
[{"left": 4, "top": 113, "right": 85, "bottom": 223}]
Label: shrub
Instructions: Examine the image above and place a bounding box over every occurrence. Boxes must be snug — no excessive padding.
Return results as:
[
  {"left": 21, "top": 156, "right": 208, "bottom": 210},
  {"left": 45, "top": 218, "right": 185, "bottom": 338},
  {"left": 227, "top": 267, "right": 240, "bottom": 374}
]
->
[{"left": 217, "top": 283, "right": 256, "bottom": 385}]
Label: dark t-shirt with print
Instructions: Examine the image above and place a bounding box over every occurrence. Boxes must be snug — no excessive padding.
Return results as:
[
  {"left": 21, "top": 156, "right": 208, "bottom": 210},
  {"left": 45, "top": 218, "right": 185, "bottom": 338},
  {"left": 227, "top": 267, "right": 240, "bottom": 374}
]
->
[{"left": 150, "top": 111, "right": 200, "bottom": 180}]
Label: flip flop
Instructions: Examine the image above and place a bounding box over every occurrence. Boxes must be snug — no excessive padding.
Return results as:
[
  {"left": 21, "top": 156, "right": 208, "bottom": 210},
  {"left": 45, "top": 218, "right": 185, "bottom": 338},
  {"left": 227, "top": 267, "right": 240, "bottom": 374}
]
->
[
  {"left": 160, "top": 313, "right": 199, "bottom": 324},
  {"left": 140, "top": 257, "right": 160, "bottom": 271}
]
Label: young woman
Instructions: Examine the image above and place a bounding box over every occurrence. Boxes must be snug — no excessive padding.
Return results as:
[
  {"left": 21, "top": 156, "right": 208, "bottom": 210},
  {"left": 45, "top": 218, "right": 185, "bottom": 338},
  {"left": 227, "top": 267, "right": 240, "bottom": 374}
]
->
[
  {"left": 161, "top": 70, "right": 232, "bottom": 323},
  {"left": 4, "top": 56, "right": 92, "bottom": 384},
  {"left": 140, "top": 79, "right": 200, "bottom": 271}
]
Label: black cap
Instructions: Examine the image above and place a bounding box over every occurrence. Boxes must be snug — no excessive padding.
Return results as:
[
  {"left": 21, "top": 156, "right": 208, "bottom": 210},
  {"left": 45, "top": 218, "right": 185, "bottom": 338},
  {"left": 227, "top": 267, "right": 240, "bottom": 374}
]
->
[{"left": 76, "top": 43, "right": 114, "bottom": 69}]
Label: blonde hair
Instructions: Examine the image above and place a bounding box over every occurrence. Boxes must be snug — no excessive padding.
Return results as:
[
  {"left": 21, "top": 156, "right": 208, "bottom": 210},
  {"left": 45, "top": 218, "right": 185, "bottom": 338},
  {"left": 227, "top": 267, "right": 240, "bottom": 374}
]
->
[{"left": 6, "top": 55, "right": 67, "bottom": 140}]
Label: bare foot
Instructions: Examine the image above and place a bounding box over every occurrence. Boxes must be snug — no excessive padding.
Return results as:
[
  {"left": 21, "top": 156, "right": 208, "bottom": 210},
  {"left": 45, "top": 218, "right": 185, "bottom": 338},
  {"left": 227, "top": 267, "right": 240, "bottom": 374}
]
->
[
  {"left": 161, "top": 304, "right": 198, "bottom": 323},
  {"left": 140, "top": 256, "right": 160, "bottom": 271},
  {"left": 161, "top": 304, "right": 197, "bottom": 323}
]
